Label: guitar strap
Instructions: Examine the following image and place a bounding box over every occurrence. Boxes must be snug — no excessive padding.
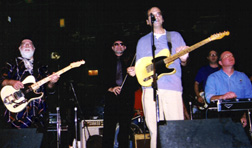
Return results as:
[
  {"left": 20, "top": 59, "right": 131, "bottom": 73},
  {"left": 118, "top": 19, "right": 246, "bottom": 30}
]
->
[{"left": 166, "top": 31, "right": 172, "bottom": 54}]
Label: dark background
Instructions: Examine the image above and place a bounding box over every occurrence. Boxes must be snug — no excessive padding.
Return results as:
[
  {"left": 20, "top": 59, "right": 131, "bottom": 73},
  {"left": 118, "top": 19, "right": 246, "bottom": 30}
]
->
[{"left": 0, "top": 0, "right": 252, "bottom": 119}]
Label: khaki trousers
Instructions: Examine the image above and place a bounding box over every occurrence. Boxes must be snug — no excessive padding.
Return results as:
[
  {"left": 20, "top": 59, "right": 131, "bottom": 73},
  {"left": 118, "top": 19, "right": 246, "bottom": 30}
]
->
[{"left": 142, "top": 89, "right": 184, "bottom": 148}]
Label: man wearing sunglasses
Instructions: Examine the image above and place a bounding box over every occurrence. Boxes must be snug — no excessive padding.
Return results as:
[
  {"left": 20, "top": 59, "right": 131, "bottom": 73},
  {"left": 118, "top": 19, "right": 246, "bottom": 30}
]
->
[{"left": 102, "top": 40, "right": 138, "bottom": 148}]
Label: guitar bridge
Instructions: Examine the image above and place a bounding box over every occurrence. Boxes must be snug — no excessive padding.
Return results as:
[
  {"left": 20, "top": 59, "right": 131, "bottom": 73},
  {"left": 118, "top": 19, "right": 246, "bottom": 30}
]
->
[
  {"left": 144, "top": 76, "right": 152, "bottom": 82},
  {"left": 3, "top": 96, "right": 12, "bottom": 104},
  {"left": 3, "top": 90, "right": 25, "bottom": 105},
  {"left": 13, "top": 100, "right": 27, "bottom": 108}
]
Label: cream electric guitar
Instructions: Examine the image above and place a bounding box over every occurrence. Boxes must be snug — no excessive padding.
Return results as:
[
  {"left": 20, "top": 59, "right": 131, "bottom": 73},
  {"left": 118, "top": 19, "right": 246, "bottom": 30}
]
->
[
  {"left": 195, "top": 91, "right": 208, "bottom": 110},
  {"left": 135, "top": 31, "right": 230, "bottom": 87},
  {"left": 1, "top": 60, "right": 85, "bottom": 113}
]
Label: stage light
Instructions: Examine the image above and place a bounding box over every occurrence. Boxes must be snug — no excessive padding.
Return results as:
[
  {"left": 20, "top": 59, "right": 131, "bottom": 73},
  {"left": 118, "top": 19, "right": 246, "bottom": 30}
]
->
[
  {"left": 60, "top": 18, "right": 65, "bottom": 27},
  {"left": 88, "top": 70, "right": 98, "bottom": 76},
  {"left": 8, "top": 16, "right": 11, "bottom": 23}
]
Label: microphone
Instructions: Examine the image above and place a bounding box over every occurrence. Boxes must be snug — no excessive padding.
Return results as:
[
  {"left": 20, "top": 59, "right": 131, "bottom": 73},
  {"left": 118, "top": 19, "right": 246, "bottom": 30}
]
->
[{"left": 150, "top": 13, "right": 156, "bottom": 23}]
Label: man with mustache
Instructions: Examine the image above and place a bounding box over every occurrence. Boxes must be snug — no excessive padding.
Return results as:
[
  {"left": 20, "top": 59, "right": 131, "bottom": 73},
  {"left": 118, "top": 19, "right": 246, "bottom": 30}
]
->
[
  {"left": 0, "top": 38, "right": 59, "bottom": 129},
  {"left": 102, "top": 40, "right": 138, "bottom": 148}
]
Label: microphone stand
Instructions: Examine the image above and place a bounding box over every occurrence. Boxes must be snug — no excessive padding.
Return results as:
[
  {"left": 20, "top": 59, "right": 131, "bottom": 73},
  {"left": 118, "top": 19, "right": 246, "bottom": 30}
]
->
[
  {"left": 70, "top": 82, "right": 85, "bottom": 147},
  {"left": 150, "top": 18, "right": 160, "bottom": 148},
  {"left": 70, "top": 82, "right": 84, "bottom": 118}
]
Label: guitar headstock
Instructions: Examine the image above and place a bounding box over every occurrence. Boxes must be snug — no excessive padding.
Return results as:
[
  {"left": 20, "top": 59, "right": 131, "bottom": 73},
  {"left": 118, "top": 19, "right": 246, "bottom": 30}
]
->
[
  {"left": 70, "top": 60, "right": 85, "bottom": 68},
  {"left": 209, "top": 31, "right": 230, "bottom": 41}
]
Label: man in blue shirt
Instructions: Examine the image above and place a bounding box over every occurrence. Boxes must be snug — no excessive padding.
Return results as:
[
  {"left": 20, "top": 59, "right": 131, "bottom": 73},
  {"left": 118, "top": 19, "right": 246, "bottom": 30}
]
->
[
  {"left": 128, "top": 7, "right": 189, "bottom": 148},
  {"left": 205, "top": 51, "right": 252, "bottom": 127},
  {"left": 194, "top": 50, "right": 219, "bottom": 110}
]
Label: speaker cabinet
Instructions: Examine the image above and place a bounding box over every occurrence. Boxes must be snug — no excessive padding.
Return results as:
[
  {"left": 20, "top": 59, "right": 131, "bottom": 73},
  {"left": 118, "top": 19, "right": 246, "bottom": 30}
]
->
[
  {"left": 0, "top": 128, "right": 43, "bottom": 148},
  {"left": 158, "top": 118, "right": 251, "bottom": 148}
]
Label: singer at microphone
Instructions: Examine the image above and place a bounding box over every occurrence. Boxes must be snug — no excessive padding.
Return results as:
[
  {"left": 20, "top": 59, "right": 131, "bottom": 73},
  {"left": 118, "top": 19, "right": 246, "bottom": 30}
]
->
[{"left": 150, "top": 13, "right": 156, "bottom": 23}]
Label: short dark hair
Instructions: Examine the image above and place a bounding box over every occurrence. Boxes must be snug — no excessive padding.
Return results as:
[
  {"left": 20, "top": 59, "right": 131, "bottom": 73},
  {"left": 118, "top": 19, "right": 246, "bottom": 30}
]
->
[{"left": 111, "top": 35, "right": 126, "bottom": 46}]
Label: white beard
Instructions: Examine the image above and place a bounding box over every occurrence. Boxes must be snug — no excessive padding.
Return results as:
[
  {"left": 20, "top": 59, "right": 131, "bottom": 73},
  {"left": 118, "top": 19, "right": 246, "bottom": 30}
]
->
[{"left": 19, "top": 50, "right": 34, "bottom": 59}]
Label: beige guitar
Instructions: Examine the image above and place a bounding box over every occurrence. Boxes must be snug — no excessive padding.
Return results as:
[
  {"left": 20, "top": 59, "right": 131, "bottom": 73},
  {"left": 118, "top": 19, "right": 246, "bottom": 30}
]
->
[
  {"left": 195, "top": 91, "right": 208, "bottom": 110},
  {"left": 1, "top": 60, "right": 85, "bottom": 113},
  {"left": 135, "top": 31, "right": 230, "bottom": 87}
]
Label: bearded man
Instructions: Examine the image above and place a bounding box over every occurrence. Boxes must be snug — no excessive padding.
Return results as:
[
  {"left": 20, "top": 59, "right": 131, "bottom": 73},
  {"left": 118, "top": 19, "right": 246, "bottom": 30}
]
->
[{"left": 0, "top": 38, "right": 59, "bottom": 129}]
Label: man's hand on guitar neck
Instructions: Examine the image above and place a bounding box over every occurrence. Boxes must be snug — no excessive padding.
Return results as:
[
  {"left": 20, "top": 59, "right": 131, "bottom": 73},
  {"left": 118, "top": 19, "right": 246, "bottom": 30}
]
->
[
  {"left": 176, "top": 46, "right": 189, "bottom": 66},
  {"left": 48, "top": 73, "right": 60, "bottom": 89}
]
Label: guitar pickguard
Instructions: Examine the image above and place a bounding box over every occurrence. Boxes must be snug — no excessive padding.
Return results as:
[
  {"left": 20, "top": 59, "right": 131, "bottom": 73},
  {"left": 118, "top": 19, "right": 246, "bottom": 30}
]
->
[{"left": 135, "top": 49, "right": 176, "bottom": 87}]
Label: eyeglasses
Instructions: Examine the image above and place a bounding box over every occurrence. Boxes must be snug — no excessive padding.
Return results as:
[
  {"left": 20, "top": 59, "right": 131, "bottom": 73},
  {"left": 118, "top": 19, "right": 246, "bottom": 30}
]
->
[
  {"left": 148, "top": 12, "right": 162, "bottom": 17},
  {"left": 114, "top": 43, "right": 124, "bottom": 46},
  {"left": 221, "top": 54, "right": 234, "bottom": 60},
  {"left": 209, "top": 54, "right": 217, "bottom": 57}
]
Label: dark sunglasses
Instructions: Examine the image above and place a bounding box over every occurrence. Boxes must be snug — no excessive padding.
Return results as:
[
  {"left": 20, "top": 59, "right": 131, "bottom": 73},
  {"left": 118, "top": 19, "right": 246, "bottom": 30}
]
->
[{"left": 114, "top": 43, "right": 124, "bottom": 46}]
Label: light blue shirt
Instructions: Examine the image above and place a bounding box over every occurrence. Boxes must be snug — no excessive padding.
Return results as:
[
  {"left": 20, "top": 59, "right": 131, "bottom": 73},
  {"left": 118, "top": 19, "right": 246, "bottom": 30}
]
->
[
  {"left": 205, "top": 69, "right": 252, "bottom": 103},
  {"left": 136, "top": 31, "right": 186, "bottom": 91}
]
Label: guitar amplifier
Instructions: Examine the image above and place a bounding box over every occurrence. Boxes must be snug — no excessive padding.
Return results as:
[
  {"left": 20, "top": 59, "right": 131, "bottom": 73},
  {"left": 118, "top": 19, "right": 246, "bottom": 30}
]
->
[
  {"left": 134, "top": 133, "right": 150, "bottom": 148},
  {"left": 79, "top": 120, "right": 103, "bottom": 148}
]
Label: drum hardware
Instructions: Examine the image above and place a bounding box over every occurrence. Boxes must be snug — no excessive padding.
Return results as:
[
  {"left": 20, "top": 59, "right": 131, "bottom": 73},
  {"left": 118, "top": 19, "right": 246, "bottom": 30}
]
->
[
  {"left": 74, "top": 107, "right": 79, "bottom": 148},
  {"left": 69, "top": 82, "right": 86, "bottom": 148},
  {"left": 47, "top": 107, "right": 68, "bottom": 148},
  {"left": 56, "top": 107, "right": 61, "bottom": 148},
  {"left": 189, "top": 101, "right": 193, "bottom": 120},
  {"left": 70, "top": 107, "right": 82, "bottom": 148}
]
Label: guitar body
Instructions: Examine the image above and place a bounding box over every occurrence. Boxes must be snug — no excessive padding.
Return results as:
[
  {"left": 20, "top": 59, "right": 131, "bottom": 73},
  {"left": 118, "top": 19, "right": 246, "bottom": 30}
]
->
[
  {"left": 0, "top": 60, "right": 85, "bottom": 113},
  {"left": 135, "top": 31, "right": 230, "bottom": 87},
  {"left": 195, "top": 91, "right": 208, "bottom": 110},
  {"left": 1, "top": 75, "right": 44, "bottom": 113},
  {"left": 135, "top": 49, "right": 176, "bottom": 87}
]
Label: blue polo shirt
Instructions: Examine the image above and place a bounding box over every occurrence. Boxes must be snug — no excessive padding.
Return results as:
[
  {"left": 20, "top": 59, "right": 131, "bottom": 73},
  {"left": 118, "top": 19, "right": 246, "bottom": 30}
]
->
[
  {"left": 205, "top": 69, "right": 252, "bottom": 103},
  {"left": 195, "top": 65, "right": 219, "bottom": 91},
  {"left": 136, "top": 31, "right": 186, "bottom": 91}
]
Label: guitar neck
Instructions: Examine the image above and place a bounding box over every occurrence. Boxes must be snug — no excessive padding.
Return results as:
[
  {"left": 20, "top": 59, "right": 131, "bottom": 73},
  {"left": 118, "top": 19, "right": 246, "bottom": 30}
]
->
[
  {"left": 164, "top": 37, "right": 213, "bottom": 64},
  {"left": 31, "top": 65, "right": 72, "bottom": 90}
]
